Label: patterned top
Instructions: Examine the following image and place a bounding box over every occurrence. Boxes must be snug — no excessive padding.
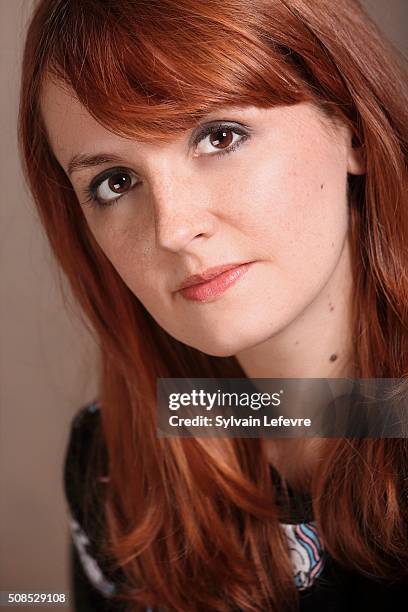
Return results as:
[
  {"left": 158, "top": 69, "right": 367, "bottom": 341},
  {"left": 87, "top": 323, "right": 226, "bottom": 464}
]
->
[
  {"left": 64, "top": 401, "right": 407, "bottom": 611},
  {"left": 69, "top": 514, "right": 325, "bottom": 601},
  {"left": 65, "top": 402, "right": 325, "bottom": 603}
]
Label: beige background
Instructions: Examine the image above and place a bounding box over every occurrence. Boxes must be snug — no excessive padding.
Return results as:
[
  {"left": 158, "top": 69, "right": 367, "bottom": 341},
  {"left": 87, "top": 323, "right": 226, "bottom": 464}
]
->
[{"left": 1, "top": 1, "right": 407, "bottom": 610}]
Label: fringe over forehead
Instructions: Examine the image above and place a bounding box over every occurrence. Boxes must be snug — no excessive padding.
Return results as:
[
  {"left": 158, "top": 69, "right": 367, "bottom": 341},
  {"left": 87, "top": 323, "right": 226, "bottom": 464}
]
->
[{"left": 37, "top": 0, "right": 347, "bottom": 142}]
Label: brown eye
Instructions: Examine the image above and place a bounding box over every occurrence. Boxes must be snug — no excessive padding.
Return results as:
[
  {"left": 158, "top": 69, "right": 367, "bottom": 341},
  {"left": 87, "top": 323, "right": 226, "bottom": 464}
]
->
[
  {"left": 209, "top": 128, "right": 234, "bottom": 149},
  {"left": 193, "top": 123, "right": 248, "bottom": 157},
  {"left": 107, "top": 172, "right": 132, "bottom": 194},
  {"left": 90, "top": 169, "right": 139, "bottom": 206}
]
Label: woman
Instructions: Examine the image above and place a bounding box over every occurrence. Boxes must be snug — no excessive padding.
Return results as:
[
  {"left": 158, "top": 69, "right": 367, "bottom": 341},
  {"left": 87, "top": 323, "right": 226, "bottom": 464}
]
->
[{"left": 18, "top": 0, "right": 408, "bottom": 610}]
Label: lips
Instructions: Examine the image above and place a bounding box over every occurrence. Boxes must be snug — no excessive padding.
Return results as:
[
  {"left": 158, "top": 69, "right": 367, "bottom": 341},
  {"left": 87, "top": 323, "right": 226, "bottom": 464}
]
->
[
  {"left": 178, "top": 262, "right": 250, "bottom": 290},
  {"left": 177, "top": 262, "right": 254, "bottom": 302}
]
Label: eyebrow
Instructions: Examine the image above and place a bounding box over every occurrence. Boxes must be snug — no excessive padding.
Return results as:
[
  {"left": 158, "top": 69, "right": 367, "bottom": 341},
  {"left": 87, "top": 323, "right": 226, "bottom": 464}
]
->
[{"left": 67, "top": 153, "right": 128, "bottom": 177}]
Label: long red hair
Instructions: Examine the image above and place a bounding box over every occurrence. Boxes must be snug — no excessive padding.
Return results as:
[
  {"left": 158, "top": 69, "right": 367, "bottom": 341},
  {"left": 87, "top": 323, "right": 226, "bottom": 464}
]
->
[{"left": 19, "top": 1, "right": 408, "bottom": 610}]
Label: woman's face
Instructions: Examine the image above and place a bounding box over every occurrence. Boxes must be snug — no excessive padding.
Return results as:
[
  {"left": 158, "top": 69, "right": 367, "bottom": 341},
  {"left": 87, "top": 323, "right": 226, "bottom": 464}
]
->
[{"left": 41, "top": 80, "right": 363, "bottom": 357}]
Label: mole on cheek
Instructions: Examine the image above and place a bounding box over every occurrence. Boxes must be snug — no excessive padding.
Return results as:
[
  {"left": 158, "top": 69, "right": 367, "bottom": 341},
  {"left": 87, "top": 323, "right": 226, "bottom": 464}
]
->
[
  {"left": 320, "top": 183, "right": 324, "bottom": 190},
  {"left": 329, "top": 354, "right": 338, "bottom": 362}
]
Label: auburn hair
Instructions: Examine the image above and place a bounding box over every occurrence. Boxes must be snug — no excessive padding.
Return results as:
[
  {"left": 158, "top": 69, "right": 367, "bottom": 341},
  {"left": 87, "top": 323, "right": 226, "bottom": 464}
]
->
[{"left": 19, "top": 1, "right": 408, "bottom": 610}]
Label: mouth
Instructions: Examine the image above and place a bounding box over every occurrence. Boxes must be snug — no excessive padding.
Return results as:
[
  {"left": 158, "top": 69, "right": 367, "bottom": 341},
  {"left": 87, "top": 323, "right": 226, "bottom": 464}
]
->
[
  {"left": 178, "top": 262, "right": 252, "bottom": 289},
  {"left": 177, "top": 261, "right": 255, "bottom": 302}
]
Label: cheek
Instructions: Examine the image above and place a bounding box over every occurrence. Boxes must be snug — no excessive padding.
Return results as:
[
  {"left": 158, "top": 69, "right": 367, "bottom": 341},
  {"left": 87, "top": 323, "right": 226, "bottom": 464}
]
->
[
  {"left": 237, "top": 140, "right": 349, "bottom": 270},
  {"left": 88, "top": 218, "right": 155, "bottom": 296}
]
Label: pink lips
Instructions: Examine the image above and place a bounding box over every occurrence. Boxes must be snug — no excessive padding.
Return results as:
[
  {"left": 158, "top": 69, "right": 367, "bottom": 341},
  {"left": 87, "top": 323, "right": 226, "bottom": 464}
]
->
[{"left": 178, "top": 262, "right": 254, "bottom": 302}]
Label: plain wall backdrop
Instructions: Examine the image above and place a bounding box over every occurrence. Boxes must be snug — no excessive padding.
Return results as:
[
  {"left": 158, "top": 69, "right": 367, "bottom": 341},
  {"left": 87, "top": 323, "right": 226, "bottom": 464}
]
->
[{"left": 1, "top": 1, "right": 407, "bottom": 610}]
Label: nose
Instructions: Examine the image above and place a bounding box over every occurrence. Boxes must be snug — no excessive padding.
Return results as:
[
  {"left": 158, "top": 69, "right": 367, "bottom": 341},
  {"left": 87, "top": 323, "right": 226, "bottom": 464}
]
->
[{"left": 148, "top": 168, "right": 216, "bottom": 253}]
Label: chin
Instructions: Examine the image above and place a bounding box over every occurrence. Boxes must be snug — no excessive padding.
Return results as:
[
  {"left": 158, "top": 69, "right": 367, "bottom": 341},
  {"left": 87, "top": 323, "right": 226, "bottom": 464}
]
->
[{"left": 180, "top": 325, "right": 274, "bottom": 359}]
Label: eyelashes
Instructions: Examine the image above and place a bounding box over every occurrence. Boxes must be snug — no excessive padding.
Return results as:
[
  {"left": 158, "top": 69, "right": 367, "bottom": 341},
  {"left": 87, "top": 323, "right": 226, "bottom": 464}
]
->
[
  {"left": 81, "top": 122, "right": 251, "bottom": 210},
  {"left": 82, "top": 167, "right": 139, "bottom": 210}
]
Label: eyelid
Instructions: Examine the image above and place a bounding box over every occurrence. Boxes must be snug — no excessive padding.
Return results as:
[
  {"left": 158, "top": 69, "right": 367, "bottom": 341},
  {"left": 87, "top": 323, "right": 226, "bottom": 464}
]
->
[
  {"left": 189, "top": 120, "right": 252, "bottom": 150},
  {"left": 89, "top": 166, "right": 138, "bottom": 191}
]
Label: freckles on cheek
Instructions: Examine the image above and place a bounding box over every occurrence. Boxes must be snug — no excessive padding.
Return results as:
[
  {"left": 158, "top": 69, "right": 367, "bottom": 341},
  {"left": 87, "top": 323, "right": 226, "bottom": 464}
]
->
[
  {"left": 90, "top": 223, "right": 140, "bottom": 273},
  {"left": 94, "top": 224, "right": 158, "bottom": 301}
]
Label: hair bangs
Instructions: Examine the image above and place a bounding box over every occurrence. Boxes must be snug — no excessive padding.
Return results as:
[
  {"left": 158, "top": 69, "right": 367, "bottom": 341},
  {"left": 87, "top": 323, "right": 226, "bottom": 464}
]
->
[{"left": 43, "top": 0, "right": 311, "bottom": 142}]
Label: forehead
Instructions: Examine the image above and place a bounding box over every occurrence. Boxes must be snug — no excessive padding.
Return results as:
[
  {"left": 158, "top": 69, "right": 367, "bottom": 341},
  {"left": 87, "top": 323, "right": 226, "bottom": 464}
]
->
[{"left": 40, "top": 78, "right": 137, "bottom": 166}]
